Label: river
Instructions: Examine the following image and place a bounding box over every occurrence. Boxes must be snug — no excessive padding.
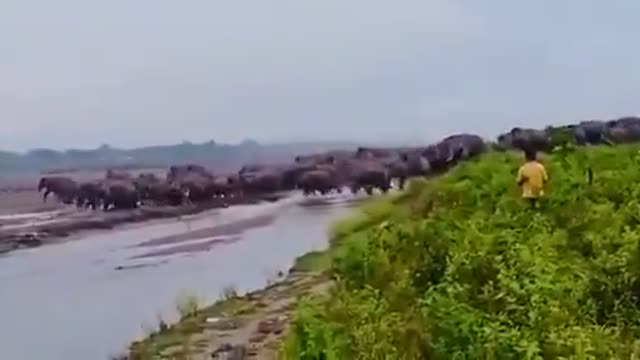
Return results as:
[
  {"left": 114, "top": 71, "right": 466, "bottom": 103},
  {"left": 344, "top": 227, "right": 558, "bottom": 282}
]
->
[{"left": 0, "top": 193, "right": 357, "bottom": 360}]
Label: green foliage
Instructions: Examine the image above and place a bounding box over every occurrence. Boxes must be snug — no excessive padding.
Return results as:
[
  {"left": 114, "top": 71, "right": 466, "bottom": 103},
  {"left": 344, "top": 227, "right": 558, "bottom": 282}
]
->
[
  {"left": 291, "top": 250, "right": 333, "bottom": 273},
  {"left": 284, "top": 145, "right": 640, "bottom": 359},
  {"left": 175, "top": 293, "right": 201, "bottom": 320}
]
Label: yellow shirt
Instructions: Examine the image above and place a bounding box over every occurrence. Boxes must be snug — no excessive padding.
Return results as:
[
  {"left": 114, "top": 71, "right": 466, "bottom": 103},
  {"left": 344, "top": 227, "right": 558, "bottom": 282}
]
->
[{"left": 517, "top": 161, "right": 548, "bottom": 198}]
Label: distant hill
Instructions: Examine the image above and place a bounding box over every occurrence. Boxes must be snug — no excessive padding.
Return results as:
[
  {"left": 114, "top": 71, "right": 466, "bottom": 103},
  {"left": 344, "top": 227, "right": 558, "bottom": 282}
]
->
[{"left": 0, "top": 140, "right": 361, "bottom": 177}]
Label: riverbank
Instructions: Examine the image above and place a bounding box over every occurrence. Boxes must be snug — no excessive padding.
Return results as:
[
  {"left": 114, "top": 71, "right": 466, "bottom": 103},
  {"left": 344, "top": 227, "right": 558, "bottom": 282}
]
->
[
  {"left": 126, "top": 267, "right": 331, "bottom": 359},
  {"left": 123, "top": 194, "right": 388, "bottom": 359},
  {"left": 0, "top": 193, "right": 285, "bottom": 256}
]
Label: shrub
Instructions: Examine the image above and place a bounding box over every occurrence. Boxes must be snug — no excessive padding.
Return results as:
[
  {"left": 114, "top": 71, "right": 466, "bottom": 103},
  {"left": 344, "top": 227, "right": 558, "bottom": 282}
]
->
[{"left": 285, "top": 145, "right": 640, "bottom": 359}]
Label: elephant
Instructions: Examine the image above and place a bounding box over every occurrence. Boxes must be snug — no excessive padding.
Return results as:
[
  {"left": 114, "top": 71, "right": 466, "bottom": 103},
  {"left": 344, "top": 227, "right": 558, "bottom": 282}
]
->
[
  {"left": 37, "top": 176, "right": 78, "bottom": 204},
  {"left": 441, "top": 134, "right": 487, "bottom": 162},
  {"left": 572, "top": 121, "right": 610, "bottom": 145},
  {"left": 606, "top": 117, "right": 640, "bottom": 143},
  {"left": 278, "top": 163, "right": 318, "bottom": 191},
  {"left": 100, "top": 179, "right": 140, "bottom": 211},
  {"left": 238, "top": 170, "right": 283, "bottom": 195},
  {"left": 513, "top": 127, "right": 551, "bottom": 152},
  {"left": 237, "top": 162, "right": 316, "bottom": 195},
  {"left": 171, "top": 172, "right": 216, "bottom": 203},
  {"left": 383, "top": 150, "right": 431, "bottom": 189},
  {"left": 497, "top": 128, "right": 551, "bottom": 153},
  {"left": 166, "top": 164, "right": 214, "bottom": 184},
  {"left": 422, "top": 141, "right": 457, "bottom": 173},
  {"left": 336, "top": 159, "right": 390, "bottom": 195},
  {"left": 296, "top": 169, "right": 342, "bottom": 196},
  {"left": 384, "top": 159, "right": 410, "bottom": 190},
  {"left": 133, "top": 174, "right": 186, "bottom": 206},
  {"left": 76, "top": 181, "right": 106, "bottom": 210},
  {"left": 495, "top": 133, "right": 515, "bottom": 151},
  {"left": 207, "top": 175, "right": 241, "bottom": 199},
  {"left": 611, "top": 116, "right": 640, "bottom": 129}
]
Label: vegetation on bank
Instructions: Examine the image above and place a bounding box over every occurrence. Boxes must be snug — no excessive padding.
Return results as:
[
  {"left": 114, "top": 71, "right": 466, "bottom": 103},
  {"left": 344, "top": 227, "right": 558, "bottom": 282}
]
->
[{"left": 283, "top": 145, "right": 640, "bottom": 359}]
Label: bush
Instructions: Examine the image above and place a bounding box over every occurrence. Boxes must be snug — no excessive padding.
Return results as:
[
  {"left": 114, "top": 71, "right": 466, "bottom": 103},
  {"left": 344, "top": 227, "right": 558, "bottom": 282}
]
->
[{"left": 284, "top": 145, "right": 640, "bottom": 359}]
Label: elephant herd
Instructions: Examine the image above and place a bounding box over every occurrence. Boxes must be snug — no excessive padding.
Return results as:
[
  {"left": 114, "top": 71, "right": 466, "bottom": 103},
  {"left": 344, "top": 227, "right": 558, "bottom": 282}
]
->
[
  {"left": 35, "top": 133, "right": 489, "bottom": 211},
  {"left": 496, "top": 116, "right": 640, "bottom": 152},
  {"left": 36, "top": 115, "right": 640, "bottom": 212}
]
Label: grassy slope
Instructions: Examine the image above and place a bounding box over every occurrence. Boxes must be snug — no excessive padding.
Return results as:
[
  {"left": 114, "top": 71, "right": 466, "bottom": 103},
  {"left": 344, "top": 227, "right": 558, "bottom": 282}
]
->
[{"left": 283, "top": 145, "right": 640, "bottom": 359}]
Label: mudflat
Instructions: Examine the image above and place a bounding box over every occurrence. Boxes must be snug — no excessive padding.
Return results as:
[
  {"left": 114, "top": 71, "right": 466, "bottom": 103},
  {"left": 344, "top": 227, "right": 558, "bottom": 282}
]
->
[{"left": 0, "top": 174, "right": 286, "bottom": 256}]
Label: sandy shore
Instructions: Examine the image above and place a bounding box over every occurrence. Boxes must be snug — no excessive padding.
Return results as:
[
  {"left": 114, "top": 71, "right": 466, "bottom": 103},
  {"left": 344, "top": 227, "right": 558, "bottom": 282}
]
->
[{"left": 0, "top": 192, "right": 286, "bottom": 256}]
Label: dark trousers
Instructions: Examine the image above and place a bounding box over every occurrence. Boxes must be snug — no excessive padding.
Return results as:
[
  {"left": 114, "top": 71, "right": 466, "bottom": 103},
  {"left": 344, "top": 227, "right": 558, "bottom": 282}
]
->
[{"left": 526, "top": 197, "right": 539, "bottom": 209}]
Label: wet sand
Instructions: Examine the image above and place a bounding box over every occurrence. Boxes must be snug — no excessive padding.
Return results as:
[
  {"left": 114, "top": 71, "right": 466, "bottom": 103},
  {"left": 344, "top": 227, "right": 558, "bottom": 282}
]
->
[{"left": 0, "top": 193, "right": 286, "bottom": 256}]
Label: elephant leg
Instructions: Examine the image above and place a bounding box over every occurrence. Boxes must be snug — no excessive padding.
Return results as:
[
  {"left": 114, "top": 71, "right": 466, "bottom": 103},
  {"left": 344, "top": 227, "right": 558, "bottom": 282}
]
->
[
  {"left": 43, "top": 190, "right": 51, "bottom": 203},
  {"left": 399, "top": 178, "right": 406, "bottom": 190},
  {"left": 364, "top": 186, "right": 374, "bottom": 196}
]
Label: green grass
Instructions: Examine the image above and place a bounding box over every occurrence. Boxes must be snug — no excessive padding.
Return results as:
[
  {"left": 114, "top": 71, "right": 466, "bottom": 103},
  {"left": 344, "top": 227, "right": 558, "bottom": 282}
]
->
[
  {"left": 283, "top": 145, "right": 640, "bottom": 359},
  {"left": 291, "top": 250, "right": 333, "bottom": 273},
  {"left": 128, "top": 293, "right": 248, "bottom": 360}
]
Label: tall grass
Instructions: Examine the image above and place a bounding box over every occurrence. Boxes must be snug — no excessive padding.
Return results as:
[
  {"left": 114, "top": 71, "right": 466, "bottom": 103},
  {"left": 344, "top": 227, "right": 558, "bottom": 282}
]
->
[{"left": 283, "top": 145, "right": 640, "bottom": 359}]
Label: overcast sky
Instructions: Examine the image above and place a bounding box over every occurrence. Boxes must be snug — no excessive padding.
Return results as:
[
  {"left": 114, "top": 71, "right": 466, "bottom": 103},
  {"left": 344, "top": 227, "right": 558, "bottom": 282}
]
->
[{"left": 1, "top": 1, "right": 640, "bottom": 151}]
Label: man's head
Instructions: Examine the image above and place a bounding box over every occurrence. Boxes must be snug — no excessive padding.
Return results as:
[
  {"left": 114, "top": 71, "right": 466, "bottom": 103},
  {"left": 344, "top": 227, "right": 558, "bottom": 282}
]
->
[{"left": 524, "top": 149, "right": 537, "bottom": 161}]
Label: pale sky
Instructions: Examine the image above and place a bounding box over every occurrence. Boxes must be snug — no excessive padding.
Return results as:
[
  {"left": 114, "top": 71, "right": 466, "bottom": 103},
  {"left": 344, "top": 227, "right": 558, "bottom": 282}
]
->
[{"left": 1, "top": 1, "right": 640, "bottom": 151}]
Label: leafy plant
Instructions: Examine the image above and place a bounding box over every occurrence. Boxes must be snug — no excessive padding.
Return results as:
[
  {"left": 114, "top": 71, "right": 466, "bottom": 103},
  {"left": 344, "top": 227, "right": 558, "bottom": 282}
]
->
[{"left": 284, "top": 145, "right": 640, "bottom": 359}]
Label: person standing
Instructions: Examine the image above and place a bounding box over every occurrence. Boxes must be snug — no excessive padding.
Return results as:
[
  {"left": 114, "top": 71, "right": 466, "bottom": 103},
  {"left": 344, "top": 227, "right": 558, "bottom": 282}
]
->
[{"left": 516, "top": 149, "right": 548, "bottom": 208}]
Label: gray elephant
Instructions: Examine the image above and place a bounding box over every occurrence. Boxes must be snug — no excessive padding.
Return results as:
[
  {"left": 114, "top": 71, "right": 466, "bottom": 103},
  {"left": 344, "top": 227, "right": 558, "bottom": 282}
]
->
[
  {"left": 208, "top": 175, "right": 241, "bottom": 199},
  {"left": 606, "top": 117, "right": 640, "bottom": 143},
  {"left": 171, "top": 172, "right": 215, "bottom": 203},
  {"left": 339, "top": 160, "right": 390, "bottom": 195},
  {"left": 296, "top": 169, "right": 343, "bottom": 195},
  {"left": 37, "top": 176, "right": 78, "bottom": 204},
  {"left": 238, "top": 170, "right": 283, "bottom": 195},
  {"left": 100, "top": 179, "right": 140, "bottom": 211},
  {"left": 441, "top": 134, "right": 487, "bottom": 162},
  {"left": 497, "top": 128, "right": 551, "bottom": 152},
  {"left": 572, "top": 121, "right": 610, "bottom": 145},
  {"left": 166, "top": 164, "right": 214, "bottom": 184},
  {"left": 385, "top": 150, "right": 431, "bottom": 189},
  {"left": 76, "top": 181, "right": 106, "bottom": 210},
  {"left": 422, "top": 141, "right": 456, "bottom": 173},
  {"left": 133, "top": 174, "right": 186, "bottom": 206},
  {"left": 278, "top": 163, "right": 318, "bottom": 191}
]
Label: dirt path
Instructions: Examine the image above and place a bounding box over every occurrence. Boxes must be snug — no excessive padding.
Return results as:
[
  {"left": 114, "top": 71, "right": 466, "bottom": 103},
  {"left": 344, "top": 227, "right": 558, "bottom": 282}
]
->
[{"left": 127, "top": 272, "right": 330, "bottom": 360}]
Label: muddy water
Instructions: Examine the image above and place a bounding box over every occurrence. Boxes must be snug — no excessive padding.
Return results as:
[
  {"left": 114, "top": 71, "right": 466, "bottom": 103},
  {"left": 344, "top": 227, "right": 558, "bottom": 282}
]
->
[{"left": 0, "top": 194, "right": 359, "bottom": 360}]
